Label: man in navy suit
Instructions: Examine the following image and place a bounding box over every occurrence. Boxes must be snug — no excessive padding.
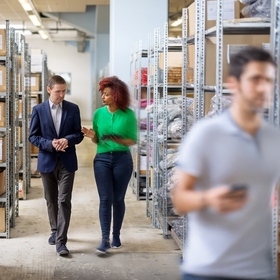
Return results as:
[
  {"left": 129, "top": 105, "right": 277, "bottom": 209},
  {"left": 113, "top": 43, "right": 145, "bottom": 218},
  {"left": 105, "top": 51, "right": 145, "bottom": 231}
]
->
[{"left": 29, "top": 75, "right": 84, "bottom": 256}]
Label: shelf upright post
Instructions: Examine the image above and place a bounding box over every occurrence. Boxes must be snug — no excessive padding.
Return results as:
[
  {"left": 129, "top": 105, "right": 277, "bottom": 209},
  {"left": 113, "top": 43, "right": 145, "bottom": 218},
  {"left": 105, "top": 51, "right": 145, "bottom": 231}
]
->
[
  {"left": 200, "top": 0, "right": 206, "bottom": 119},
  {"left": 270, "top": 0, "right": 280, "bottom": 277},
  {"left": 182, "top": 7, "right": 188, "bottom": 259},
  {"left": 21, "top": 36, "right": 26, "bottom": 200},
  {"left": 152, "top": 28, "right": 160, "bottom": 228},
  {"left": 10, "top": 26, "right": 16, "bottom": 228},
  {"left": 27, "top": 46, "right": 31, "bottom": 193},
  {"left": 194, "top": 0, "right": 206, "bottom": 122},
  {"left": 13, "top": 31, "right": 19, "bottom": 220},
  {"left": 136, "top": 41, "right": 142, "bottom": 201},
  {"left": 215, "top": 0, "right": 223, "bottom": 113},
  {"left": 42, "top": 51, "right": 48, "bottom": 102},
  {"left": 162, "top": 22, "right": 168, "bottom": 238},
  {"left": 146, "top": 33, "right": 152, "bottom": 216},
  {"left": 5, "top": 21, "right": 10, "bottom": 238}
]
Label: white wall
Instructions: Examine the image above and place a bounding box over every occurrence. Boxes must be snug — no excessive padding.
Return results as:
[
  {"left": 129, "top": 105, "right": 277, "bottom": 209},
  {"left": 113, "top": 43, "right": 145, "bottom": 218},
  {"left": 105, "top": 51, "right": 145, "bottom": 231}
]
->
[
  {"left": 26, "top": 38, "right": 91, "bottom": 121},
  {"left": 110, "top": 0, "right": 168, "bottom": 84}
]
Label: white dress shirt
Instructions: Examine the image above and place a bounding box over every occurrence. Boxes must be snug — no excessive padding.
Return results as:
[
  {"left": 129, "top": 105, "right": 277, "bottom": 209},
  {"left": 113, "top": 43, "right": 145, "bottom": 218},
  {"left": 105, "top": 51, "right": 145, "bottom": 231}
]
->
[{"left": 49, "top": 99, "right": 62, "bottom": 136}]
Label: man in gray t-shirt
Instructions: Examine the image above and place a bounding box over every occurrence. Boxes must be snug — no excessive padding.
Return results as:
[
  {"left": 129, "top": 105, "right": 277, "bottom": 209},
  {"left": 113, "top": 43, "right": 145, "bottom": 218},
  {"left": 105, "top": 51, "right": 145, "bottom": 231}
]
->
[{"left": 173, "top": 47, "right": 279, "bottom": 280}]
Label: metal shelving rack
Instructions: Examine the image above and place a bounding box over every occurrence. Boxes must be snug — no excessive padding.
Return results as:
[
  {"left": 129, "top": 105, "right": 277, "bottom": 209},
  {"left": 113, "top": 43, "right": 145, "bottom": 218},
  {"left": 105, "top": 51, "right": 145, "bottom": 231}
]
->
[
  {"left": 129, "top": 42, "right": 149, "bottom": 201},
  {"left": 0, "top": 21, "right": 18, "bottom": 238},
  {"left": 146, "top": 24, "right": 186, "bottom": 239},
  {"left": 19, "top": 35, "right": 31, "bottom": 199},
  {"left": 193, "top": 0, "right": 278, "bottom": 276},
  {"left": 30, "top": 50, "right": 48, "bottom": 177}
]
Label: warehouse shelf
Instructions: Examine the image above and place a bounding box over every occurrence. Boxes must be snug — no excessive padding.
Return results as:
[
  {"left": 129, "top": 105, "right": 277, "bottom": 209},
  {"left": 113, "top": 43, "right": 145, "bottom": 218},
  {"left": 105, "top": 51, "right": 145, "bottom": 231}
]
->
[
  {"left": 19, "top": 35, "right": 31, "bottom": 200},
  {"left": 0, "top": 20, "right": 20, "bottom": 238},
  {"left": 129, "top": 41, "right": 149, "bottom": 201},
  {"left": 171, "top": 229, "right": 183, "bottom": 251},
  {"left": 205, "top": 22, "right": 271, "bottom": 36}
]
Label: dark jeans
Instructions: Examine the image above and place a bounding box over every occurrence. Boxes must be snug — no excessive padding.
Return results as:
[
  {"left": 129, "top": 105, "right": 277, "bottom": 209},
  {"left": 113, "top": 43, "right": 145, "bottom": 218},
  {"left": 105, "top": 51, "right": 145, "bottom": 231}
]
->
[
  {"left": 94, "top": 151, "right": 133, "bottom": 240},
  {"left": 41, "top": 157, "right": 75, "bottom": 245},
  {"left": 182, "top": 273, "right": 269, "bottom": 280}
]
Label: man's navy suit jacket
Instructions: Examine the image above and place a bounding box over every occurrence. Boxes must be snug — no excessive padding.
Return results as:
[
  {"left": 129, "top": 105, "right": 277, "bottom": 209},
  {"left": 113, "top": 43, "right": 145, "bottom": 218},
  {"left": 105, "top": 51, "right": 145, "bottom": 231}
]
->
[{"left": 29, "top": 99, "right": 84, "bottom": 173}]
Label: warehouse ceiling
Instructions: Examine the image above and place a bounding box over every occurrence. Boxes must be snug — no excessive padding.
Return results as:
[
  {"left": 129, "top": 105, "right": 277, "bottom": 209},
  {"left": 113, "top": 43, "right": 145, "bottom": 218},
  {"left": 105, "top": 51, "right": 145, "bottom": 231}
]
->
[{"left": 0, "top": 0, "right": 109, "bottom": 42}]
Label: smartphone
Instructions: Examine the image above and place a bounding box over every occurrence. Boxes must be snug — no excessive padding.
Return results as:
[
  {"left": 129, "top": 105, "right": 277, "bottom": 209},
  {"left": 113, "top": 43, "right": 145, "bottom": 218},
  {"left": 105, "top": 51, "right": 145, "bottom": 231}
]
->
[
  {"left": 230, "top": 184, "right": 248, "bottom": 193},
  {"left": 227, "top": 184, "right": 248, "bottom": 200},
  {"left": 100, "top": 134, "right": 123, "bottom": 144}
]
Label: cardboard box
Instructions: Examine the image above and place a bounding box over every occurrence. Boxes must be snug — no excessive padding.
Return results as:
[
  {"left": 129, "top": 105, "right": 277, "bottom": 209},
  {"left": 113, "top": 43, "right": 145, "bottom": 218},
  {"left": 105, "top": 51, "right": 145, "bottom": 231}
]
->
[
  {"left": 31, "top": 157, "right": 40, "bottom": 175},
  {"left": 188, "top": 1, "right": 244, "bottom": 37},
  {"left": 150, "top": 167, "right": 153, "bottom": 189},
  {"left": 0, "top": 66, "right": 6, "bottom": 92},
  {"left": 0, "top": 208, "right": 5, "bottom": 232},
  {"left": 30, "top": 73, "right": 41, "bottom": 92},
  {"left": 135, "top": 153, "right": 146, "bottom": 175},
  {"left": 205, "top": 34, "right": 270, "bottom": 85},
  {"left": 205, "top": 93, "right": 216, "bottom": 116},
  {"left": 18, "top": 147, "right": 23, "bottom": 169},
  {"left": 159, "top": 52, "right": 182, "bottom": 70},
  {"left": 31, "top": 144, "right": 39, "bottom": 154},
  {"left": 18, "top": 126, "right": 23, "bottom": 144},
  {"left": 30, "top": 95, "right": 41, "bottom": 113},
  {"left": 0, "top": 102, "right": 5, "bottom": 127},
  {"left": 18, "top": 179, "right": 24, "bottom": 199},
  {"left": 19, "top": 99, "right": 22, "bottom": 118},
  {"left": 18, "top": 74, "right": 22, "bottom": 92},
  {"left": 18, "top": 55, "right": 22, "bottom": 68},
  {"left": 0, "top": 29, "right": 6, "bottom": 56},
  {"left": 0, "top": 168, "right": 6, "bottom": 196},
  {"left": 0, "top": 136, "right": 6, "bottom": 163},
  {"left": 158, "top": 46, "right": 195, "bottom": 84}
]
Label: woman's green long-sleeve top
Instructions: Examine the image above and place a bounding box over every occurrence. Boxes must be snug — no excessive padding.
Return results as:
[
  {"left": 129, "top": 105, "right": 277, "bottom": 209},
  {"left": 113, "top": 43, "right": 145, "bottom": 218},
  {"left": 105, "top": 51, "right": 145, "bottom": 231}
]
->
[{"left": 92, "top": 106, "right": 137, "bottom": 153}]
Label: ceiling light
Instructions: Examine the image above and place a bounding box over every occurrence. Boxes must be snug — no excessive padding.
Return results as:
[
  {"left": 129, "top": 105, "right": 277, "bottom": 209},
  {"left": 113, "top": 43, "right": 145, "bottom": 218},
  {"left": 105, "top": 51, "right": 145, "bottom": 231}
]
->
[
  {"left": 22, "top": 3, "right": 32, "bottom": 11},
  {"left": 29, "top": 15, "right": 41, "bottom": 26},
  {"left": 171, "top": 18, "right": 182, "bottom": 27},
  {"left": 38, "top": 30, "right": 48, "bottom": 40}
]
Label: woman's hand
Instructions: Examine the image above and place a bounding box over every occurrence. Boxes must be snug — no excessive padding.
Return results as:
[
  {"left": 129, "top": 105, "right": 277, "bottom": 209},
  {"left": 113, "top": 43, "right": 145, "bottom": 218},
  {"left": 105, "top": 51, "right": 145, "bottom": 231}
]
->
[{"left": 81, "top": 127, "right": 96, "bottom": 139}]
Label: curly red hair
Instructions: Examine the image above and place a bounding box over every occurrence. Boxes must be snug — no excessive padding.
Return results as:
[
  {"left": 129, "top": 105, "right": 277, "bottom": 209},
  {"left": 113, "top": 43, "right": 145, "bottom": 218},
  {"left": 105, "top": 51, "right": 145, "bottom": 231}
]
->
[{"left": 99, "top": 76, "right": 130, "bottom": 111}]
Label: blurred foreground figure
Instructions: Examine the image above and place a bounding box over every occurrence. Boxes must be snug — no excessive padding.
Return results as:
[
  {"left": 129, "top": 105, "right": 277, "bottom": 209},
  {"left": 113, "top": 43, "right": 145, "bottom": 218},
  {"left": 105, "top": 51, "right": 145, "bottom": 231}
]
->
[{"left": 172, "top": 47, "right": 278, "bottom": 280}]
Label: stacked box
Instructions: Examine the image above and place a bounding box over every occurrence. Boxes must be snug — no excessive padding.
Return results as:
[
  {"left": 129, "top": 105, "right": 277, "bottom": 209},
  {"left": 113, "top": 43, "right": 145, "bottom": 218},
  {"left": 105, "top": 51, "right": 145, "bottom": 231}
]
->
[
  {"left": 31, "top": 49, "right": 43, "bottom": 72},
  {"left": 0, "top": 29, "right": 6, "bottom": 56},
  {"left": 31, "top": 144, "right": 39, "bottom": 154},
  {"left": 19, "top": 180, "right": 24, "bottom": 199},
  {"left": 0, "top": 168, "right": 6, "bottom": 196},
  {"left": 0, "top": 208, "right": 5, "bottom": 232},
  {"left": 19, "top": 99, "right": 22, "bottom": 118},
  {"left": 18, "top": 148, "right": 23, "bottom": 169},
  {"left": 205, "top": 34, "right": 270, "bottom": 85},
  {"left": 188, "top": 1, "right": 245, "bottom": 36},
  {"left": 0, "top": 136, "right": 6, "bottom": 163},
  {"left": 158, "top": 45, "right": 195, "bottom": 84},
  {"left": 0, "top": 66, "right": 6, "bottom": 92},
  {"left": 31, "top": 157, "right": 40, "bottom": 175},
  {"left": 0, "top": 102, "right": 5, "bottom": 127},
  {"left": 31, "top": 73, "right": 41, "bottom": 92}
]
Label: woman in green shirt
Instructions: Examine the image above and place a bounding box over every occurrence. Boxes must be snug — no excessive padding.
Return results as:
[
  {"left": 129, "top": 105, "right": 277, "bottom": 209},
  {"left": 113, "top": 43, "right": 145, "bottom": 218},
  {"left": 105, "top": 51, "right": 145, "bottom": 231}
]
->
[{"left": 82, "top": 76, "right": 137, "bottom": 254}]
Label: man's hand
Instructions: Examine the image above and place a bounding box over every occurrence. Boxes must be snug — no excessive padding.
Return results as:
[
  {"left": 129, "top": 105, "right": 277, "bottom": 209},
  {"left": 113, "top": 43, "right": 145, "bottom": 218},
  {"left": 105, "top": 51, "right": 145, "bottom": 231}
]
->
[
  {"left": 204, "top": 186, "right": 248, "bottom": 213},
  {"left": 52, "top": 138, "right": 68, "bottom": 152}
]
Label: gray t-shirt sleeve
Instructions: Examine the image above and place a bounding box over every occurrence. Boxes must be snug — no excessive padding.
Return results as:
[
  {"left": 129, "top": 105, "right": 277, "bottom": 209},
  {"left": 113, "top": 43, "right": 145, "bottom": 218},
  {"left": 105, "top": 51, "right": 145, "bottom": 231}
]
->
[{"left": 176, "top": 124, "right": 206, "bottom": 177}]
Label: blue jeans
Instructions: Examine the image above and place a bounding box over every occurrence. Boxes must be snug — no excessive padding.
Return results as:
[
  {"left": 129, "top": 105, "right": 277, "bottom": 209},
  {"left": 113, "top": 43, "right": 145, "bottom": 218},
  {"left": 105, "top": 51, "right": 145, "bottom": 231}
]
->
[
  {"left": 182, "top": 274, "right": 268, "bottom": 280},
  {"left": 94, "top": 151, "right": 133, "bottom": 240}
]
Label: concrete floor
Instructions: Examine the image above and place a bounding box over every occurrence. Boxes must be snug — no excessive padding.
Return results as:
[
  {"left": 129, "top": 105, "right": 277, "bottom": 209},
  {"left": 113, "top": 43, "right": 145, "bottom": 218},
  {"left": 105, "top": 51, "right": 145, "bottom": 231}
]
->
[{"left": 0, "top": 123, "right": 182, "bottom": 280}]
